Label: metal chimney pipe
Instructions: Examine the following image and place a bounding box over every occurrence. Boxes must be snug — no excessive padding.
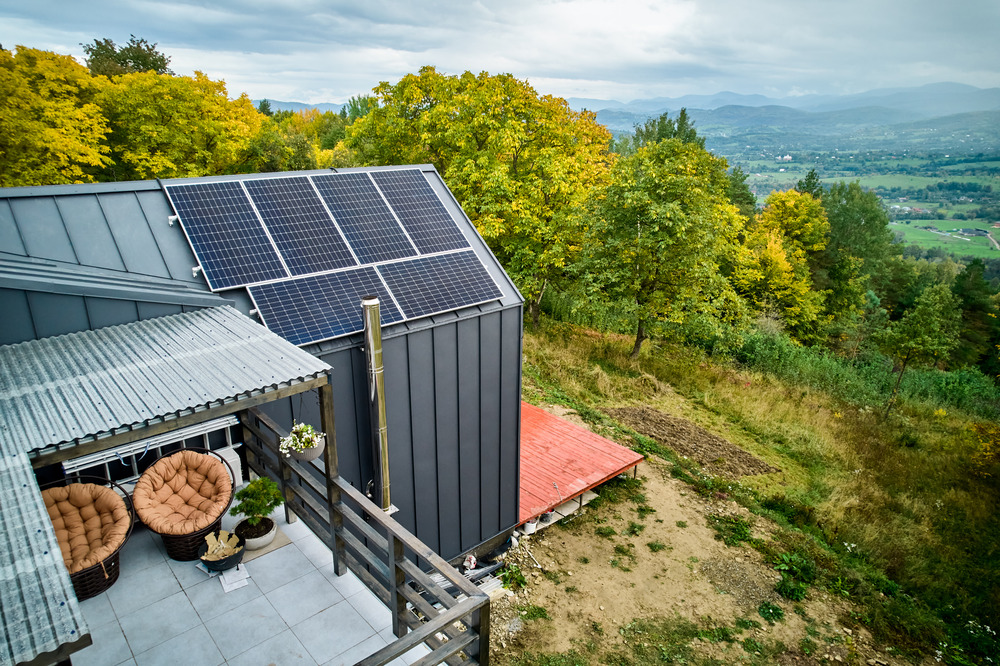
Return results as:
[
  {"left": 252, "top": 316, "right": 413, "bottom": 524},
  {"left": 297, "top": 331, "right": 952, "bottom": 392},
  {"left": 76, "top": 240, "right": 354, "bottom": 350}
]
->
[{"left": 362, "top": 296, "right": 392, "bottom": 512}]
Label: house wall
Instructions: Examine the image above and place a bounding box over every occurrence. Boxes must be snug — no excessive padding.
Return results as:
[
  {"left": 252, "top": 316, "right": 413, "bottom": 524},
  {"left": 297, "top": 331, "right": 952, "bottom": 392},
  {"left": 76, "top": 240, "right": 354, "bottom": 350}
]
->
[{"left": 262, "top": 303, "right": 523, "bottom": 561}]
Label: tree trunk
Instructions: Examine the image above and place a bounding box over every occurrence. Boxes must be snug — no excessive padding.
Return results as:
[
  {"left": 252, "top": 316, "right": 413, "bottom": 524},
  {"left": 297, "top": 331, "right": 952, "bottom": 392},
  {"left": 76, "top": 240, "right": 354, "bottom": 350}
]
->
[
  {"left": 528, "top": 280, "right": 548, "bottom": 330},
  {"left": 528, "top": 300, "right": 541, "bottom": 329},
  {"left": 883, "top": 352, "right": 910, "bottom": 420},
  {"left": 630, "top": 319, "right": 647, "bottom": 359}
]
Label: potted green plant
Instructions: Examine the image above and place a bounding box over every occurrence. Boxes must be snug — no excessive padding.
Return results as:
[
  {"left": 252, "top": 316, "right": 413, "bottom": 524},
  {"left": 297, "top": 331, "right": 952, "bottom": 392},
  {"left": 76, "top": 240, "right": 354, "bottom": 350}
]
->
[
  {"left": 230, "top": 477, "right": 285, "bottom": 550},
  {"left": 279, "top": 421, "right": 326, "bottom": 462}
]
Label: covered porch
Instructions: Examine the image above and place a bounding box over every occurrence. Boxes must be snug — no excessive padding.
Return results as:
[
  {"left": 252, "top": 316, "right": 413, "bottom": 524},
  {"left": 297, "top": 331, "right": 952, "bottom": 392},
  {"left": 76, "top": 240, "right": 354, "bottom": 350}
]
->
[{"left": 0, "top": 306, "right": 488, "bottom": 666}]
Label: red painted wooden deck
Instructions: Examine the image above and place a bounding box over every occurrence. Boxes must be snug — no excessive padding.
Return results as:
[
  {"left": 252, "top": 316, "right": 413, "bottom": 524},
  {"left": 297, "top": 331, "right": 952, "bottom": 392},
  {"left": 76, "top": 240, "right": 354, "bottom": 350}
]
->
[{"left": 519, "top": 402, "right": 644, "bottom": 523}]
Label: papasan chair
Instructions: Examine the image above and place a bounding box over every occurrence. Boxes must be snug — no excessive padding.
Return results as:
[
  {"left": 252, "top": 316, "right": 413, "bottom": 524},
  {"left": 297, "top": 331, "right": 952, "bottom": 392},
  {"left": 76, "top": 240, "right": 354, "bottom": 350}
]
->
[
  {"left": 42, "top": 479, "right": 134, "bottom": 600},
  {"left": 132, "top": 448, "right": 234, "bottom": 561}
]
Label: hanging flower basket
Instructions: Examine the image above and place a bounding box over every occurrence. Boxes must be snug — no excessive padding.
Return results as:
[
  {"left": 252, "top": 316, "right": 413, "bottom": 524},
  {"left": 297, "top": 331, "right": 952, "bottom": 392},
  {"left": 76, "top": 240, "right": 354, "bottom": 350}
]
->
[{"left": 279, "top": 422, "right": 326, "bottom": 462}]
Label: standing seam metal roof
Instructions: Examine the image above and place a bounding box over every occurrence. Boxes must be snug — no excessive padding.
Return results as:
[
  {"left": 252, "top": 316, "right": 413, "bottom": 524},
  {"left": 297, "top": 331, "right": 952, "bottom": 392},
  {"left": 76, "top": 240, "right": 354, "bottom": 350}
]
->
[{"left": 0, "top": 305, "right": 332, "bottom": 456}]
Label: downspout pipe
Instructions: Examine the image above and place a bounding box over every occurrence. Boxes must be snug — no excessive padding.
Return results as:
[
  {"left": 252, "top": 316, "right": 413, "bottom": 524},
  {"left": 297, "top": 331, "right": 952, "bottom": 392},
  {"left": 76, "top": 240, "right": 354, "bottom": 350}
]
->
[{"left": 362, "top": 296, "right": 393, "bottom": 513}]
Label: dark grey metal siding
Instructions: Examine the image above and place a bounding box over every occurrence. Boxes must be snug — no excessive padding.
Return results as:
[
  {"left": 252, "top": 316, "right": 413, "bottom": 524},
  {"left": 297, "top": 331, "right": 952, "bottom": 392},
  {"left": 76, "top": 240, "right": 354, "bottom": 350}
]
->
[{"left": 262, "top": 303, "right": 522, "bottom": 561}]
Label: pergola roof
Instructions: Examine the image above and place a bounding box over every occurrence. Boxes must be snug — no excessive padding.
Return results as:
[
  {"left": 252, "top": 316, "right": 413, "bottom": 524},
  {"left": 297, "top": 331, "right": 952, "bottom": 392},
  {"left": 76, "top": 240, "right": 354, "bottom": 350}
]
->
[{"left": 0, "top": 305, "right": 331, "bottom": 461}]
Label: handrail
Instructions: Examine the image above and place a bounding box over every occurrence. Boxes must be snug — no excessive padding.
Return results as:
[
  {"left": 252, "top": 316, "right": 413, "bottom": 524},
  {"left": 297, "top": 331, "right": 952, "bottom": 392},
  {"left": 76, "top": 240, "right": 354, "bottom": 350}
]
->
[{"left": 240, "top": 407, "right": 490, "bottom": 666}]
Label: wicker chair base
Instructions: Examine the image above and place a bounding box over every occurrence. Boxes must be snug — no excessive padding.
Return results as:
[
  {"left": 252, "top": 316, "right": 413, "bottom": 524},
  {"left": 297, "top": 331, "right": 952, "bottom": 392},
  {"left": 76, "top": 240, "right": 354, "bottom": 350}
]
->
[
  {"left": 69, "top": 551, "right": 123, "bottom": 601},
  {"left": 158, "top": 518, "right": 224, "bottom": 561}
]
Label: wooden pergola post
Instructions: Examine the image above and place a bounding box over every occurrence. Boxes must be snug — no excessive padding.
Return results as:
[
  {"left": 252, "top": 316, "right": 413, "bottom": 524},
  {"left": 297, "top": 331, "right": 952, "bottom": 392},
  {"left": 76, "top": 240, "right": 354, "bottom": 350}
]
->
[{"left": 319, "top": 380, "right": 346, "bottom": 576}]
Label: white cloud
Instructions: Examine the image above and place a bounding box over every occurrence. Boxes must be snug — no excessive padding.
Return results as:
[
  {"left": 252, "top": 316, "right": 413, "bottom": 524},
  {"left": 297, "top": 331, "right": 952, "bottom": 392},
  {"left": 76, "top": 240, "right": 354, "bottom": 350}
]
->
[{"left": 2, "top": 0, "right": 998, "bottom": 102}]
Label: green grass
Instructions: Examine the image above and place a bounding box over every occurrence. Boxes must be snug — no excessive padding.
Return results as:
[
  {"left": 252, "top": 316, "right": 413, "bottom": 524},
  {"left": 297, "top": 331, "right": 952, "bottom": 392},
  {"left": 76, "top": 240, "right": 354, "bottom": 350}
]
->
[{"left": 521, "top": 321, "right": 1000, "bottom": 663}]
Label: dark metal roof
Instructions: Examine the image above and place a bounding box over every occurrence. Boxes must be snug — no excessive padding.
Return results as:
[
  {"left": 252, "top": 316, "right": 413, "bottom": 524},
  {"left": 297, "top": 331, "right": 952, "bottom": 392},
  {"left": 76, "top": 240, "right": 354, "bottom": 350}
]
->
[
  {"left": 0, "top": 165, "right": 522, "bottom": 350},
  {"left": 0, "top": 452, "right": 89, "bottom": 666},
  {"left": 0, "top": 305, "right": 331, "bottom": 457}
]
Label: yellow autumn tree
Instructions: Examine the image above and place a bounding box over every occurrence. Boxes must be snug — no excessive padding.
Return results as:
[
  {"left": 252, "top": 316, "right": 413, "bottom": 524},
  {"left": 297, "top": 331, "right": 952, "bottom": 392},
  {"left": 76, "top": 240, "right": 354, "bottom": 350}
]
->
[
  {"left": 346, "top": 67, "right": 612, "bottom": 325},
  {"left": 734, "top": 189, "right": 830, "bottom": 341},
  {"left": 97, "top": 71, "right": 263, "bottom": 180},
  {"left": 0, "top": 46, "right": 110, "bottom": 186}
]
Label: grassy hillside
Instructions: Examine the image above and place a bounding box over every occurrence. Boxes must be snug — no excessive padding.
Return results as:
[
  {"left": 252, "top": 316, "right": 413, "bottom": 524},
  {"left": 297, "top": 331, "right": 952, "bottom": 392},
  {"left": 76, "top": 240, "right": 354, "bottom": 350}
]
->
[{"left": 520, "top": 321, "right": 1000, "bottom": 664}]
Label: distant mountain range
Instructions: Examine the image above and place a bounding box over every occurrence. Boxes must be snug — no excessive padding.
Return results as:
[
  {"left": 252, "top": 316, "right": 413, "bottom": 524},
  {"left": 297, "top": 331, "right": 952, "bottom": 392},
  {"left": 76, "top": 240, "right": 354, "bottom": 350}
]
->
[
  {"left": 257, "top": 83, "right": 1000, "bottom": 154},
  {"left": 570, "top": 83, "right": 1000, "bottom": 153}
]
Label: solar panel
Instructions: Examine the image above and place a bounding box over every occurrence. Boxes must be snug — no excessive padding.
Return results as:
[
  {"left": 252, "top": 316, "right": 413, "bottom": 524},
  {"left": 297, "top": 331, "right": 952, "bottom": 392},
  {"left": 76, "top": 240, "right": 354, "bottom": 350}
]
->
[
  {"left": 377, "top": 250, "right": 503, "bottom": 319},
  {"left": 166, "top": 182, "right": 287, "bottom": 290},
  {"left": 371, "top": 169, "right": 470, "bottom": 254},
  {"left": 248, "top": 267, "right": 404, "bottom": 346},
  {"left": 243, "top": 176, "right": 357, "bottom": 276},
  {"left": 311, "top": 173, "right": 417, "bottom": 264}
]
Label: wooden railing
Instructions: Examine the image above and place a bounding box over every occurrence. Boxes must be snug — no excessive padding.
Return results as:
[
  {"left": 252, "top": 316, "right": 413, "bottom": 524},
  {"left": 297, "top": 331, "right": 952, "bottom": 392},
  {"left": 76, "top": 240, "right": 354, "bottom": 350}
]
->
[{"left": 239, "top": 407, "right": 490, "bottom": 666}]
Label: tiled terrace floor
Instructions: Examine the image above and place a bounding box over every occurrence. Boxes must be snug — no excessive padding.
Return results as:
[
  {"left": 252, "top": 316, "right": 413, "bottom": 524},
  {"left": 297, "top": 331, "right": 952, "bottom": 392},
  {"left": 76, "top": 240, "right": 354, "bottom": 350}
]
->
[{"left": 71, "top": 510, "right": 430, "bottom": 666}]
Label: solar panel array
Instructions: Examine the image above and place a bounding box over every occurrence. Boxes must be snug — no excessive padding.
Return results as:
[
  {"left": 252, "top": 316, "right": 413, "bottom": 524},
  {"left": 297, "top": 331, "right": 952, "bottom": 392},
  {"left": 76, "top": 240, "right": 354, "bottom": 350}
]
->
[{"left": 165, "top": 169, "right": 504, "bottom": 345}]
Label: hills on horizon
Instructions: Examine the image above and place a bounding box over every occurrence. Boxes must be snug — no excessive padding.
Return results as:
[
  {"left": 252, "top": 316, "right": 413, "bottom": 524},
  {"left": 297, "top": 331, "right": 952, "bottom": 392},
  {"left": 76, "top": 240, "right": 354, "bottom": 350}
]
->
[{"left": 258, "top": 82, "right": 1000, "bottom": 154}]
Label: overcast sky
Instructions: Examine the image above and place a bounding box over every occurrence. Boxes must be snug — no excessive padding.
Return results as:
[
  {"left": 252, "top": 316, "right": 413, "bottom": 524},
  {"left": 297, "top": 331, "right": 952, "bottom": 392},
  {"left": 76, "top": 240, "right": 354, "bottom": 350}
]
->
[{"left": 4, "top": 0, "right": 999, "bottom": 104}]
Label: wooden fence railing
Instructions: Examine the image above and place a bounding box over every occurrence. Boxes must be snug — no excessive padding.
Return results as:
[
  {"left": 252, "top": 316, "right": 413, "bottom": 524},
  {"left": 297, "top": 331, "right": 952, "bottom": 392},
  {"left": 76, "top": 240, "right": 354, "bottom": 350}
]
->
[{"left": 239, "top": 407, "right": 490, "bottom": 666}]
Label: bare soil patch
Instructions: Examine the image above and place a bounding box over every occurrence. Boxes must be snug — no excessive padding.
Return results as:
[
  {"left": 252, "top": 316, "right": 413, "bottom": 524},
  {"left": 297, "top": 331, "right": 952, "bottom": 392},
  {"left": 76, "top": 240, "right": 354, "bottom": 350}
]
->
[{"left": 607, "top": 405, "right": 779, "bottom": 478}]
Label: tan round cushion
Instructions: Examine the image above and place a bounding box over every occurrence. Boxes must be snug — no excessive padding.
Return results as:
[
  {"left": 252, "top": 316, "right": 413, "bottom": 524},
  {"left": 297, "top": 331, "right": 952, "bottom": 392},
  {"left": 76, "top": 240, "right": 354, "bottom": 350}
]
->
[
  {"left": 133, "top": 450, "right": 232, "bottom": 535},
  {"left": 43, "top": 484, "right": 130, "bottom": 574}
]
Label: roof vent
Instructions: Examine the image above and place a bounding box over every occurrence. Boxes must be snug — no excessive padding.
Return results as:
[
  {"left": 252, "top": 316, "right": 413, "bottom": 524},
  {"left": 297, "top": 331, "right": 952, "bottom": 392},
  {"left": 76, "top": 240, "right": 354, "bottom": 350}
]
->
[
  {"left": 192, "top": 266, "right": 202, "bottom": 278},
  {"left": 168, "top": 214, "right": 179, "bottom": 226}
]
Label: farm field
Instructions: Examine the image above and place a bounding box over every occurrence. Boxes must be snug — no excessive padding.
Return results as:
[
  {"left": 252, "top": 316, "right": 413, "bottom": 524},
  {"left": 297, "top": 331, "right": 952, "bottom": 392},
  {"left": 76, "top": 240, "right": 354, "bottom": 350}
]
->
[{"left": 891, "top": 223, "right": 999, "bottom": 258}]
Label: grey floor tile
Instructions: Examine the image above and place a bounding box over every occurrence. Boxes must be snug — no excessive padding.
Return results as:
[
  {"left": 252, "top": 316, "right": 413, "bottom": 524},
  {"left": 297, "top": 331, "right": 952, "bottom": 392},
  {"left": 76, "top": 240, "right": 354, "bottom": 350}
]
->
[
  {"left": 319, "top": 564, "right": 367, "bottom": 598},
  {"left": 186, "top": 573, "right": 263, "bottom": 622},
  {"left": 115, "top": 660, "right": 137, "bottom": 666},
  {"left": 267, "top": 568, "right": 343, "bottom": 626},
  {"left": 165, "top": 556, "right": 216, "bottom": 590},
  {"left": 78, "top": 592, "right": 117, "bottom": 629},
  {"left": 73, "top": 617, "right": 133, "bottom": 666},
  {"left": 321, "top": 633, "right": 388, "bottom": 666},
  {"left": 294, "top": 533, "right": 335, "bottom": 569},
  {"left": 244, "top": 541, "right": 314, "bottom": 593},
  {"left": 205, "top": 594, "right": 286, "bottom": 660},
  {"left": 346, "top": 586, "right": 392, "bottom": 632},
  {"left": 278, "top": 515, "right": 319, "bottom": 542},
  {"left": 293, "top": 600, "right": 377, "bottom": 664},
  {"left": 133, "top": 624, "right": 223, "bottom": 666},
  {"left": 107, "top": 559, "right": 182, "bottom": 617},
  {"left": 228, "top": 628, "right": 317, "bottom": 666},
  {"left": 118, "top": 590, "right": 201, "bottom": 655},
  {"left": 118, "top": 528, "right": 167, "bottom": 577}
]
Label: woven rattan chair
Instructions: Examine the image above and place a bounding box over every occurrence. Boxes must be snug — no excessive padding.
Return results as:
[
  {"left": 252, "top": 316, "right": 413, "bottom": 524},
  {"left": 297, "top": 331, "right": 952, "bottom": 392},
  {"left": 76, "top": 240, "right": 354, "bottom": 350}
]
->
[
  {"left": 42, "top": 479, "right": 134, "bottom": 601},
  {"left": 133, "top": 448, "right": 234, "bottom": 561}
]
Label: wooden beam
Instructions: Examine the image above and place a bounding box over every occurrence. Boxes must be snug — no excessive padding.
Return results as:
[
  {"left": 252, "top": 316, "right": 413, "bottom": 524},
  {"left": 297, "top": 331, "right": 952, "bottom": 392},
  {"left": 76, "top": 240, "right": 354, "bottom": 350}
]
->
[
  {"left": 319, "top": 382, "right": 346, "bottom": 576},
  {"left": 30, "top": 376, "right": 328, "bottom": 469}
]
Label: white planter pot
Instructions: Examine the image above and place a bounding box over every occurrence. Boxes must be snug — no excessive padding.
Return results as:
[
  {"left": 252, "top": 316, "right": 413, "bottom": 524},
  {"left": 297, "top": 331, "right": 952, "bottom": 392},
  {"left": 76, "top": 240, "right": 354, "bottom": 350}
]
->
[{"left": 240, "top": 518, "right": 277, "bottom": 550}]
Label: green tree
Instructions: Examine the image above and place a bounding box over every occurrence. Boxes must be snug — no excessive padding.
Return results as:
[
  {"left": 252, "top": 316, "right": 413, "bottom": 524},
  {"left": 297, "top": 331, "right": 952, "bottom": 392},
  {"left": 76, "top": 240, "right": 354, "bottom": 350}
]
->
[
  {"left": 733, "top": 190, "right": 830, "bottom": 342},
  {"left": 727, "top": 166, "right": 757, "bottom": 221},
  {"left": 795, "top": 169, "right": 824, "bottom": 200},
  {"left": 81, "top": 35, "right": 173, "bottom": 77},
  {"left": 346, "top": 67, "right": 611, "bottom": 326},
  {"left": 344, "top": 94, "right": 377, "bottom": 122},
  {"left": 877, "top": 283, "right": 961, "bottom": 417},
  {"left": 0, "top": 46, "right": 110, "bottom": 186},
  {"left": 97, "top": 70, "right": 262, "bottom": 180},
  {"left": 614, "top": 108, "right": 704, "bottom": 155},
  {"left": 819, "top": 181, "right": 897, "bottom": 297},
  {"left": 256, "top": 99, "right": 273, "bottom": 116},
  {"left": 950, "top": 259, "right": 1000, "bottom": 370},
  {"left": 584, "top": 138, "right": 747, "bottom": 357}
]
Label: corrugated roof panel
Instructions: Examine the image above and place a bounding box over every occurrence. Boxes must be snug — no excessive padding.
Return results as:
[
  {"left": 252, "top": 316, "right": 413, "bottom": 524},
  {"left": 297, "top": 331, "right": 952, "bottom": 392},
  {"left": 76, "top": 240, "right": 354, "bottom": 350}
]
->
[
  {"left": 0, "top": 306, "right": 331, "bottom": 456},
  {"left": 0, "top": 452, "right": 88, "bottom": 666}
]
